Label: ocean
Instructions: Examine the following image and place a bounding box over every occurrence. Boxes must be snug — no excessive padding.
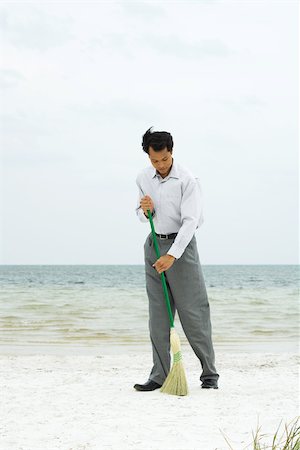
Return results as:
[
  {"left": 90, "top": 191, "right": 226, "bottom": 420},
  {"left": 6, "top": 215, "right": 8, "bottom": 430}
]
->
[{"left": 0, "top": 265, "right": 299, "bottom": 354}]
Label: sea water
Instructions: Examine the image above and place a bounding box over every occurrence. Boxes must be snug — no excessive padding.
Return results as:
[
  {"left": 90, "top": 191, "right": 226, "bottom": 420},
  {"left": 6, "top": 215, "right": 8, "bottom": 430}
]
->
[{"left": 0, "top": 265, "right": 299, "bottom": 354}]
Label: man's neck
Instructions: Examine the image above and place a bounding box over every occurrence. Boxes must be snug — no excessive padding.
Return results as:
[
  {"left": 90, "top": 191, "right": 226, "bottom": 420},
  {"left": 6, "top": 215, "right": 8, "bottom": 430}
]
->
[{"left": 158, "top": 161, "right": 173, "bottom": 179}]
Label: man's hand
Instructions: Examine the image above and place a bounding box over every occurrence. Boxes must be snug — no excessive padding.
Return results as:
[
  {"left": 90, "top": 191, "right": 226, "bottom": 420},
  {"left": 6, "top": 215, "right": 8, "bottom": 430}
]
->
[
  {"left": 140, "top": 195, "right": 154, "bottom": 217},
  {"left": 153, "top": 254, "right": 175, "bottom": 274}
]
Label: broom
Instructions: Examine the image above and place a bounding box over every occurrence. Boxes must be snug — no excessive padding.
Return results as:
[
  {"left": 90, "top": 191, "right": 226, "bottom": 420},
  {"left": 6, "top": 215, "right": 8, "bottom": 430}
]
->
[{"left": 147, "top": 209, "right": 188, "bottom": 396}]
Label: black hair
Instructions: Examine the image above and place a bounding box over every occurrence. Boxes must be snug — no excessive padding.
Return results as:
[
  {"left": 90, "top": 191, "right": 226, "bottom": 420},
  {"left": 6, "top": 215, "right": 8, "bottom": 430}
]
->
[{"left": 141, "top": 127, "right": 174, "bottom": 154}]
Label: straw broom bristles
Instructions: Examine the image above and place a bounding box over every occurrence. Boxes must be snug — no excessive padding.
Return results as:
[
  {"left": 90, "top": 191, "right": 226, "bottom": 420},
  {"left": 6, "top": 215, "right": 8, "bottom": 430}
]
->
[{"left": 160, "top": 327, "right": 188, "bottom": 396}]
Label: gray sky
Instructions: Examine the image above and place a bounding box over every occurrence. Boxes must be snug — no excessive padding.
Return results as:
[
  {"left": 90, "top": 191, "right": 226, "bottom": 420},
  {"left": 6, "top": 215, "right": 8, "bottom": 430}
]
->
[{"left": 1, "top": 0, "right": 298, "bottom": 265}]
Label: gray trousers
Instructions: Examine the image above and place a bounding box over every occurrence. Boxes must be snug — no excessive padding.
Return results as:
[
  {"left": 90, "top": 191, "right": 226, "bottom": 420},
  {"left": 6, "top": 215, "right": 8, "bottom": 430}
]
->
[{"left": 144, "top": 232, "right": 219, "bottom": 385}]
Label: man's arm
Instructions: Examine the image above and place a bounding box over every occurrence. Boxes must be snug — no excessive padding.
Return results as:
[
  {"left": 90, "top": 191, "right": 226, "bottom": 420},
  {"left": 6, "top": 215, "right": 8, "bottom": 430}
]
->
[
  {"left": 167, "top": 177, "right": 204, "bottom": 260},
  {"left": 135, "top": 178, "right": 155, "bottom": 222}
]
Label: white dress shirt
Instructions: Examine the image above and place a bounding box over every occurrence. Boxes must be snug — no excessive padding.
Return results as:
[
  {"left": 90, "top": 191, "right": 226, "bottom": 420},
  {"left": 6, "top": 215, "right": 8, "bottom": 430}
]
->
[{"left": 135, "top": 160, "right": 204, "bottom": 259}]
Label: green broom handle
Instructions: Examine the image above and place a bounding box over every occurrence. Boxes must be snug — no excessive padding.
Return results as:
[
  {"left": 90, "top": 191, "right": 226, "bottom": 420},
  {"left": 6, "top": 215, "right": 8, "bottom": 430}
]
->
[{"left": 147, "top": 209, "right": 174, "bottom": 329}]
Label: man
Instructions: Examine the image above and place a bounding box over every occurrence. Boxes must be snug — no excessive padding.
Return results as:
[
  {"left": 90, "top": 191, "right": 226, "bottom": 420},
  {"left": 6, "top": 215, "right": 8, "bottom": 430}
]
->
[{"left": 134, "top": 127, "right": 219, "bottom": 391}]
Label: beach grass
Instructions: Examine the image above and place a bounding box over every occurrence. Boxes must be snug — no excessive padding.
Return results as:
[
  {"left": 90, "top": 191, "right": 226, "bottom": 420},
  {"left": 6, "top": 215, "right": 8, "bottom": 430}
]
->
[{"left": 222, "top": 417, "right": 300, "bottom": 450}]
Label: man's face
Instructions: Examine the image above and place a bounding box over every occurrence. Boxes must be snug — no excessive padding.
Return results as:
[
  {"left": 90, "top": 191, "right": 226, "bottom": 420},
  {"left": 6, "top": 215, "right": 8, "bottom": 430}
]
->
[{"left": 148, "top": 146, "right": 173, "bottom": 178}]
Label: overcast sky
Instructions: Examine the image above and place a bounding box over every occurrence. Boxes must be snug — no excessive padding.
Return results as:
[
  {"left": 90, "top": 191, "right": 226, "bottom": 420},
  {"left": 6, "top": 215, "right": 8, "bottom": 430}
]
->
[{"left": 0, "top": 0, "right": 298, "bottom": 265}]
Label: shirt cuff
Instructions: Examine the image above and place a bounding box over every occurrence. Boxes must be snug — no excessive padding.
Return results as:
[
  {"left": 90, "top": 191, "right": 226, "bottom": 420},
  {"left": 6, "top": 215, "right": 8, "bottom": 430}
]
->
[
  {"left": 137, "top": 208, "right": 149, "bottom": 223},
  {"left": 143, "top": 209, "right": 156, "bottom": 220},
  {"left": 167, "top": 242, "right": 184, "bottom": 260}
]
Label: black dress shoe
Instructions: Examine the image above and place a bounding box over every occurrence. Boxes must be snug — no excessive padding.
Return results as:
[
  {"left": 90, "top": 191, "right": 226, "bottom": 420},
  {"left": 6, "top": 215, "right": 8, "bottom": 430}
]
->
[
  {"left": 134, "top": 380, "right": 162, "bottom": 391},
  {"left": 201, "top": 379, "right": 218, "bottom": 389}
]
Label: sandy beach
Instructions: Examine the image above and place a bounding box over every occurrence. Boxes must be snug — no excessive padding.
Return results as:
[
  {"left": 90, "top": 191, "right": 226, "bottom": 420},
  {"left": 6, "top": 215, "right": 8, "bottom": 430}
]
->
[{"left": 0, "top": 347, "right": 299, "bottom": 450}]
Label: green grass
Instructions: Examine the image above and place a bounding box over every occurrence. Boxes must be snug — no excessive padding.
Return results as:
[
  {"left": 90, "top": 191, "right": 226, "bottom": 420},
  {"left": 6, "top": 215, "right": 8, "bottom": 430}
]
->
[{"left": 221, "top": 417, "right": 300, "bottom": 450}]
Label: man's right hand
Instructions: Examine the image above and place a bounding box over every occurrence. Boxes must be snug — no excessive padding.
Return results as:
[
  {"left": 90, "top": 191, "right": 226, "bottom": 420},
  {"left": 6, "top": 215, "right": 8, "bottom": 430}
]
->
[{"left": 140, "top": 195, "right": 154, "bottom": 217}]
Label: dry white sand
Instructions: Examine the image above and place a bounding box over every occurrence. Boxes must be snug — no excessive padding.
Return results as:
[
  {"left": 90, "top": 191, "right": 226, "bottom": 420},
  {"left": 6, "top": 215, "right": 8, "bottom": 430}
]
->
[{"left": 0, "top": 348, "right": 299, "bottom": 450}]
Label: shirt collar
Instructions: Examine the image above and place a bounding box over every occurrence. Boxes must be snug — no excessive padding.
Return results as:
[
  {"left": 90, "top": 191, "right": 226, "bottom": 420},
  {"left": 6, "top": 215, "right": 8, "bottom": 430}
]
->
[{"left": 151, "top": 160, "right": 179, "bottom": 179}]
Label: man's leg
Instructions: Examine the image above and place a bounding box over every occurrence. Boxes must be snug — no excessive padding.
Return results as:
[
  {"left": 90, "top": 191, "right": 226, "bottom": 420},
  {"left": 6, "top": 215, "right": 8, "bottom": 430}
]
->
[
  {"left": 144, "top": 233, "right": 176, "bottom": 385},
  {"left": 163, "top": 236, "right": 219, "bottom": 383}
]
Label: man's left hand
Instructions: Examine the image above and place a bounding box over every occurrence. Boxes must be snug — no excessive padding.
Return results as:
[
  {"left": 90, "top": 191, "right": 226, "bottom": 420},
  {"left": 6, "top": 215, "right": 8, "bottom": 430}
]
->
[{"left": 152, "top": 254, "right": 176, "bottom": 274}]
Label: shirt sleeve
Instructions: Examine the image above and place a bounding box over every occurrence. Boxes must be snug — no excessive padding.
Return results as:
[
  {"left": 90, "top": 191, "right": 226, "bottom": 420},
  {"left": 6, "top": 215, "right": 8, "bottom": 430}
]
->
[
  {"left": 135, "top": 176, "right": 155, "bottom": 223},
  {"left": 167, "top": 177, "right": 203, "bottom": 259}
]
